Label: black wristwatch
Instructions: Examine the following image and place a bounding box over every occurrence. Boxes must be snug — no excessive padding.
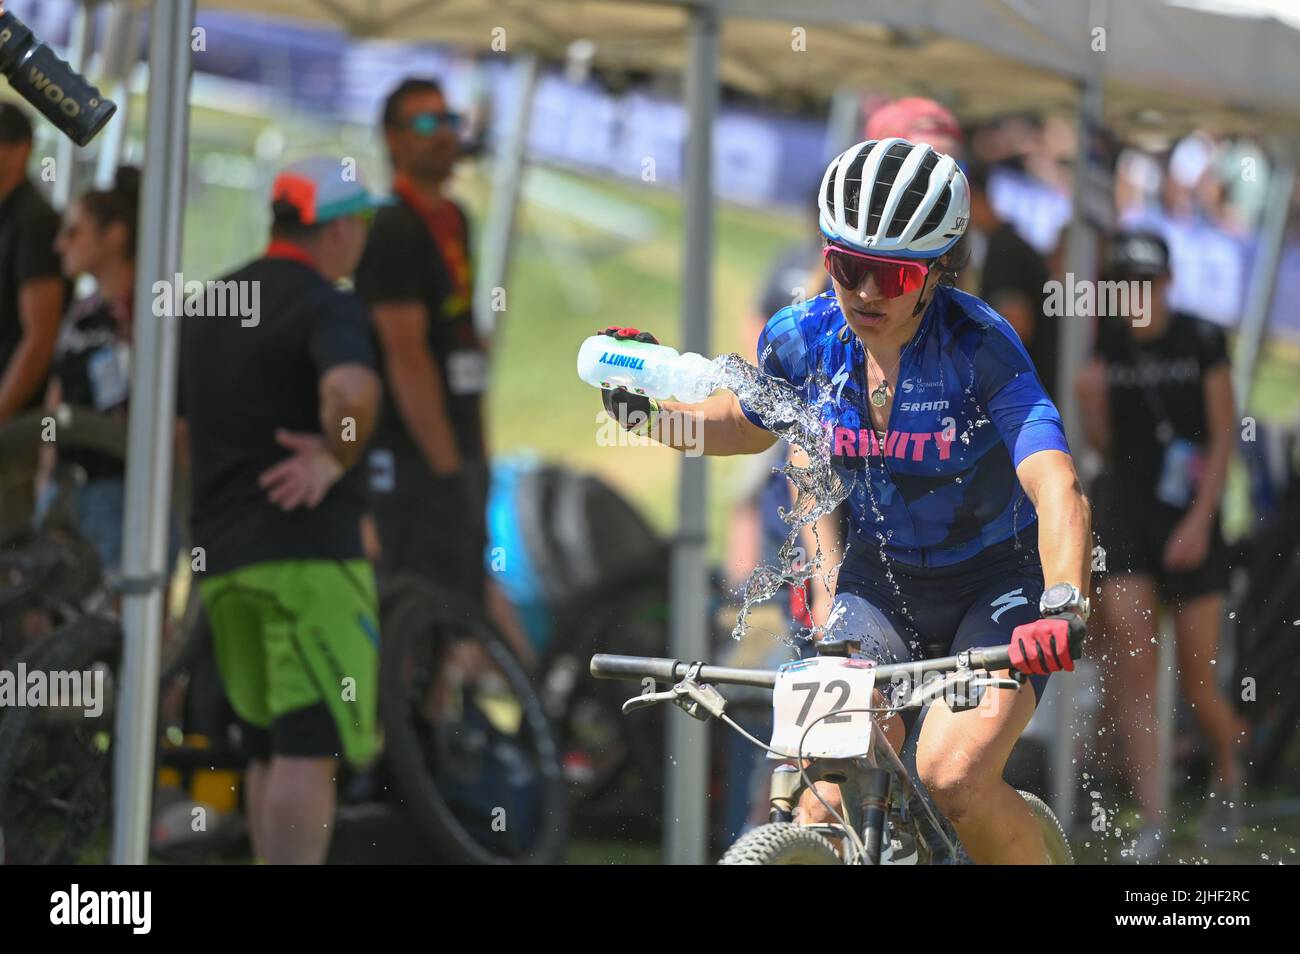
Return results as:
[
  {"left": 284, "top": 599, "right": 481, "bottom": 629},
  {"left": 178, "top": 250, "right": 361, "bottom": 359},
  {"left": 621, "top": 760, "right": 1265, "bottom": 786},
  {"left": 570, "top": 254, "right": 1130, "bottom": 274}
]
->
[{"left": 1040, "top": 582, "right": 1090, "bottom": 622}]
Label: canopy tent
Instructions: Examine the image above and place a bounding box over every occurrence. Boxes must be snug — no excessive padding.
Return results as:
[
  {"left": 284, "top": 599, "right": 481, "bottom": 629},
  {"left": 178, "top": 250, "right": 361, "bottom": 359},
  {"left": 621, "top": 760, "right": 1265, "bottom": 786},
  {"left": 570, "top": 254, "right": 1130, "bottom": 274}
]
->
[
  {"left": 100, "top": 0, "right": 1300, "bottom": 864},
  {"left": 131, "top": 0, "right": 1300, "bottom": 136}
]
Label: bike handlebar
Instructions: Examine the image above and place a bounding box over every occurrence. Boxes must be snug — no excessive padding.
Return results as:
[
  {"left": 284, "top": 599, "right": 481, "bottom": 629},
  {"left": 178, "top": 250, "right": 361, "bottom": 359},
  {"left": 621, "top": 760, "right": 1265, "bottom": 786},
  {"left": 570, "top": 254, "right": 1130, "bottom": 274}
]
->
[{"left": 590, "top": 644, "right": 1016, "bottom": 688}]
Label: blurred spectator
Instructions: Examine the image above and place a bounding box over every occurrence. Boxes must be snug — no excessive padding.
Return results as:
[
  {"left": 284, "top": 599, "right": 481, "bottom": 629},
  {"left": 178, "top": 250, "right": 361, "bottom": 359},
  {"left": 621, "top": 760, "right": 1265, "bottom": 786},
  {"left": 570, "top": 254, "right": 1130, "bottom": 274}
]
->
[
  {"left": 0, "top": 103, "right": 65, "bottom": 529},
  {"left": 356, "top": 77, "right": 491, "bottom": 609},
  {"left": 968, "top": 162, "right": 1058, "bottom": 398},
  {"left": 1122, "top": 133, "right": 1249, "bottom": 327},
  {"left": 865, "top": 96, "right": 963, "bottom": 158},
  {"left": 180, "top": 157, "right": 384, "bottom": 864},
  {"left": 1076, "top": 229, "right": 1248, "bottom": 862},
  {"left": 33, "top": 167, "right": 139, "bottom": 574}
]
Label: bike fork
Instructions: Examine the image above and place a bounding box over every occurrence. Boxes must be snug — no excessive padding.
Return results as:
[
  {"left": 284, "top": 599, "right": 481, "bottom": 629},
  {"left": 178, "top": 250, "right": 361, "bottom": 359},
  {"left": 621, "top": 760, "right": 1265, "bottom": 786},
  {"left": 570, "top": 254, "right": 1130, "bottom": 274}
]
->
[{"left": 842, "top": 767, "right": 890, "bottom": 864}]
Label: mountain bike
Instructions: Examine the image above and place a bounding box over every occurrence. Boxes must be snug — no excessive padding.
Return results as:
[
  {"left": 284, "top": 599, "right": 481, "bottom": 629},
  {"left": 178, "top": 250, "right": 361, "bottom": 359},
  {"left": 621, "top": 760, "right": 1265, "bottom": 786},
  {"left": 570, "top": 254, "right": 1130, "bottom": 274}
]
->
[{"left": 590, "top": 636, "right": 1073, "bottom": 865}]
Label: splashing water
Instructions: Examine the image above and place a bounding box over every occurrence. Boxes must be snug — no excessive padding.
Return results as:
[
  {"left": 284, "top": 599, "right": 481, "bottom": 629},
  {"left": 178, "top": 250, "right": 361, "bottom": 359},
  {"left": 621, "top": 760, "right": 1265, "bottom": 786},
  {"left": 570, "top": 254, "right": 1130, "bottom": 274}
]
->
[{"left": 692, "top": 354, "right": 852, "bottom": 647}]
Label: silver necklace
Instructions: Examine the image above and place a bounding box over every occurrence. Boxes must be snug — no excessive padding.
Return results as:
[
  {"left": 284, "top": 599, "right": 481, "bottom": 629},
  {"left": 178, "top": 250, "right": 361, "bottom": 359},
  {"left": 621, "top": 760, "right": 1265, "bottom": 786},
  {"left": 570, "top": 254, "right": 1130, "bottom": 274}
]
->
[{"left": 863, "top": 341, "right": 901, "bottom": 408}]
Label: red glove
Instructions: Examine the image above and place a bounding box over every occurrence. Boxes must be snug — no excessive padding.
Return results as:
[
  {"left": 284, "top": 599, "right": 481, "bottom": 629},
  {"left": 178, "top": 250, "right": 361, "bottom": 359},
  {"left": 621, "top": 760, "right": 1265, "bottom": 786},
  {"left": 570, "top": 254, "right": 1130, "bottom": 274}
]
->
[
  {"left": 600, "top": 326, "right": 658, "bottom": 345},
  {"left": 1008, "top": 614, "right": 1085, "bottom": 675}
]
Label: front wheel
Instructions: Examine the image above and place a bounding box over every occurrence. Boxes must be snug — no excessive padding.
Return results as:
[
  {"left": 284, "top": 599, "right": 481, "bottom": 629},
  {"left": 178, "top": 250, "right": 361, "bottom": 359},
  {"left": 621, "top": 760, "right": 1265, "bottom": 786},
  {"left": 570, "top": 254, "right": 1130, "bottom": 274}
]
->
[
  {"left": 718, "top": 822, "right": 843, "bottom": 865},
  {"left": 1017, "top": 789, "right": 1074, "bottom": 864}
]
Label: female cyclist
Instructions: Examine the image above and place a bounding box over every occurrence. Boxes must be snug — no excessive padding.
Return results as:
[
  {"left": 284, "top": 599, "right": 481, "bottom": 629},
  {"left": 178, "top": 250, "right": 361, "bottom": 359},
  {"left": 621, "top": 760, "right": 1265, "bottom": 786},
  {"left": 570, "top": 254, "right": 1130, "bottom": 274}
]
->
[{"left": 597, "top": 138, "right": 1092, "bottom": 864}]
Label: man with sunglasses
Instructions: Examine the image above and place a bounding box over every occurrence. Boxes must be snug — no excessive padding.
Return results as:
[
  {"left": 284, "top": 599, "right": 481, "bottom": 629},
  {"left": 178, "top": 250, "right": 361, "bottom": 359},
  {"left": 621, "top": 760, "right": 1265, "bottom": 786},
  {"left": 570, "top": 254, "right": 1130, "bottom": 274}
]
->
[
  {"left": 599, "top": 139, "right": 1093, "bottom": 864},
  {"left": 356, "top": 77, "right": 490, "bottom": 610}
]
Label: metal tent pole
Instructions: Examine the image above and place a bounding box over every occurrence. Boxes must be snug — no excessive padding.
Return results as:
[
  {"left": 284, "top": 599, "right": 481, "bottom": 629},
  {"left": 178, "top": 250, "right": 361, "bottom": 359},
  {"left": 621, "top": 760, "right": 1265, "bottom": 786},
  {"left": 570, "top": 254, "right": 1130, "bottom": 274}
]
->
[
  {"left": 93, "top": 0, "right": 137, "bottom": 190},
  {"left": 1233, "top": 144, "right": 1296, "bottom": 413},
  {"left": 1052, "top": 0, "right": 1111, "bottom": 835},
  {"left": 51, "top": 0, "right": 96, "bottom": 210},
  {"left": 110, "top": 0, "right": 195, "bottom": 865},
  {"left": 474, "top": 52, "right": 539, "bottom": 344},
  {"left": 664, "top": 0, "right": 718, "bottom": 866}
]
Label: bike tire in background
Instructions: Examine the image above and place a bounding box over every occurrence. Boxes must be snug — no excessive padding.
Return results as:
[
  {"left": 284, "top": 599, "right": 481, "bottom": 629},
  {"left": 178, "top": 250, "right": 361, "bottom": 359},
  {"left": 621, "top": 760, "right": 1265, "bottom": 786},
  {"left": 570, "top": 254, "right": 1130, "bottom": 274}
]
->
[
  {"left": 378, "top": 575, "right": 569, "bottom": 865},
  {"left": 0, "top": 616, "right": 121, "bottom": 864}
]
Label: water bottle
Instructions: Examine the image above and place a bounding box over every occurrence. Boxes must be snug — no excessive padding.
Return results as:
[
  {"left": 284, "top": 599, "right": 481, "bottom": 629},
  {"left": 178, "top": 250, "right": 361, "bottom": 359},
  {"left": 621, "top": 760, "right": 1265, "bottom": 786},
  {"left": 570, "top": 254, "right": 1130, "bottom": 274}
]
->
[
  {"left": 576, "top": 334, "right": 717, "bottom": 402},
  {"left": 0, "top": 11, "right": 117, "bottom": 147}
]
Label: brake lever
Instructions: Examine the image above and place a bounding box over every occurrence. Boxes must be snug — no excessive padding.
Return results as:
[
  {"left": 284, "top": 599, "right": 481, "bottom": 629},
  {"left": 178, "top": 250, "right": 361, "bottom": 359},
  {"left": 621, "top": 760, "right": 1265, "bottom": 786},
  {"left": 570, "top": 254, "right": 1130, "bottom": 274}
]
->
[
  {"left": 619, "top": 661, "right": 728, "bottom": 722},
  {"left": 898, "top": 668, "right": 1025, "bottom": 713},
  {"left": 622, "top": 689, "right": 677, "bottom": 714}
]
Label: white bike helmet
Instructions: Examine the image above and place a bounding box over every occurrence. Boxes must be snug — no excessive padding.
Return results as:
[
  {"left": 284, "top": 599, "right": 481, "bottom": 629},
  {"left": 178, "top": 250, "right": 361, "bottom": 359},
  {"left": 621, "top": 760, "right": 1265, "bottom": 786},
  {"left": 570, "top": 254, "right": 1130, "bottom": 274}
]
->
[{"left": 818, "top": 138, "right": 970, "bottom": 260}]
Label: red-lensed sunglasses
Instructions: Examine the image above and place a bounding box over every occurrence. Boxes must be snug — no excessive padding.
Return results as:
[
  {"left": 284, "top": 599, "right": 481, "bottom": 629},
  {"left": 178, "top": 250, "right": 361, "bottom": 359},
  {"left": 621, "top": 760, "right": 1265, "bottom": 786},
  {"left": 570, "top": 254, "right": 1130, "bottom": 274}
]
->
[{"left": 822, "top": 243, "right": 931, "bottom": 298}]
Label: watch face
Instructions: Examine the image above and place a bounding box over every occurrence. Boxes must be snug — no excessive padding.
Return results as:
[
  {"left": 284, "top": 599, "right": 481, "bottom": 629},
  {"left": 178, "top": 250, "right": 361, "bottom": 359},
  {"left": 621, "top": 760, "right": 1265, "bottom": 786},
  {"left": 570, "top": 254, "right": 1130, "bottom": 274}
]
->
[{"left": 1043, "top": 583, "right": 1075, "bottom": 611}]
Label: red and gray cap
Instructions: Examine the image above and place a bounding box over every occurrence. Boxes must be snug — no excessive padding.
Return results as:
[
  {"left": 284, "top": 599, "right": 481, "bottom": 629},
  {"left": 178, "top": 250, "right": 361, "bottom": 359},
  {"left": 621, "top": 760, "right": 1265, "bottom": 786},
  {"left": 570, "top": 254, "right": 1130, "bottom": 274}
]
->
[
  {"left": 864, "top": 97, "right": 963, "bottom": 149},
  {"left": 271, "top": 156, "right": 389, "bottom": 226}
]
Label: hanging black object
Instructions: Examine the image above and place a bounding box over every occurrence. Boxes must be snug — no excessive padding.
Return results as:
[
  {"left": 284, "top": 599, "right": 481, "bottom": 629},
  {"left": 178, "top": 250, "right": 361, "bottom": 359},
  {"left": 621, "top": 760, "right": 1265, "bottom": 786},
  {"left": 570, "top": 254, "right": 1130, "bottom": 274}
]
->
[{"left": 0, "top": 11, "right": 117, "bottom": 147}]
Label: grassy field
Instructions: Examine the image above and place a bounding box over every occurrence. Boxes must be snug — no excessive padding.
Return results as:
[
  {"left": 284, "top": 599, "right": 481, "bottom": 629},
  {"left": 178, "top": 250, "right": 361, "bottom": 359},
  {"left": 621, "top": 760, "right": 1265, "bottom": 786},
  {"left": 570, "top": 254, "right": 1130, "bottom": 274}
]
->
[{"left": 469, "top": 164, "right": 804, "bottom": 556}]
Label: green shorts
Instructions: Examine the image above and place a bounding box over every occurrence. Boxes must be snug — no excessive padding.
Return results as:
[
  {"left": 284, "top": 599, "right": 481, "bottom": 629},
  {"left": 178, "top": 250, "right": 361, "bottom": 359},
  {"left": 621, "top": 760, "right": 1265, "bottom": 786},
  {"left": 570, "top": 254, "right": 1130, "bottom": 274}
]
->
[{"left": 199, "top": 559, "right": 381, "bottom": 767}]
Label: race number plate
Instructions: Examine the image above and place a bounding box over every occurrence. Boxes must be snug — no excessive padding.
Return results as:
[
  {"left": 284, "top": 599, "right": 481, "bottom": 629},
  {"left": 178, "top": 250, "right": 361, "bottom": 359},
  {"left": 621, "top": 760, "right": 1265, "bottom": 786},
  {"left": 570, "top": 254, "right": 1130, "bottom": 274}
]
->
[{"left": 767, "top": 656, "right": 877, "bottom": 759}]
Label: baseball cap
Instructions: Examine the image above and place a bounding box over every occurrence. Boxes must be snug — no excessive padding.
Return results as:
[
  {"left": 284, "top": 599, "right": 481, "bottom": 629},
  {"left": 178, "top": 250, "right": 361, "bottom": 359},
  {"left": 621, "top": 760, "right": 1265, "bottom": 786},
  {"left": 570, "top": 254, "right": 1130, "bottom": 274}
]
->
[
  {"left": 271, "top": 156, "right": 389, "bottom": 226},
  {"left": 865, "top": 97, "right": 963, "bottom": 147},
  {"left": 1105, "top": 229, "right": 1170, "bottom": 279}
]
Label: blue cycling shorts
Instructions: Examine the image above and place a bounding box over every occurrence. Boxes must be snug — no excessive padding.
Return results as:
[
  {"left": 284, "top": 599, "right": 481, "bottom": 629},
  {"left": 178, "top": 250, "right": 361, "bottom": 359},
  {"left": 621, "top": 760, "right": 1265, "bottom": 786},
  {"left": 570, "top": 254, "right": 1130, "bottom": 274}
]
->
[{"left": 828, "top": 534, "right": 1050, "bottom": 737}]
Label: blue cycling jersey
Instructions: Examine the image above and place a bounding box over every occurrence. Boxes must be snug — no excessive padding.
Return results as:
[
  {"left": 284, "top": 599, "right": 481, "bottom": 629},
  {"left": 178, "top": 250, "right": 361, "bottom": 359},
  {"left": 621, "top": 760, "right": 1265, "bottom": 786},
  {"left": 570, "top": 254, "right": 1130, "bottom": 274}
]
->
[{"left": 739, "top": 284, "right": 1069, "bottom": 569}]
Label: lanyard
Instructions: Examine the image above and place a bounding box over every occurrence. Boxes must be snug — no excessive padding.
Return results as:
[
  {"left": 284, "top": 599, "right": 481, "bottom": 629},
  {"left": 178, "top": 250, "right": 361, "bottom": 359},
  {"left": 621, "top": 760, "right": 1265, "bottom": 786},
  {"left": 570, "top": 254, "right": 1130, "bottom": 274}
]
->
[{"left": 391, "top": 174, "right": 472, "bottom": 304}]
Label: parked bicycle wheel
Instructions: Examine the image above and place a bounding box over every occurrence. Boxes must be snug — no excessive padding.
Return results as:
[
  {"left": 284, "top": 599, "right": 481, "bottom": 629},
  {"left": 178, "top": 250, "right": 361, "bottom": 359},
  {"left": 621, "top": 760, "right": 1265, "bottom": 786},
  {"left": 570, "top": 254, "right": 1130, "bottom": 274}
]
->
[
  {"left": 379, "top": 575, "right": 568, "bottom": 864},
  {"left": 0, "top": 616, "right": 120, "bottom": 864},
  {"left": 542, "top": 573, "right": 669, "bottom": 806}
]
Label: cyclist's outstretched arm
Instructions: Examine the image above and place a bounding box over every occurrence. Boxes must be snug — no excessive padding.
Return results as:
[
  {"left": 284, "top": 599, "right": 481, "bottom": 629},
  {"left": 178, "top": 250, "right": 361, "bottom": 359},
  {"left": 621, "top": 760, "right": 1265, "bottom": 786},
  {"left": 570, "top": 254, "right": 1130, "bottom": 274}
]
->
[{"left": 651, "top": 392, "right": 777, "bottom": 457}]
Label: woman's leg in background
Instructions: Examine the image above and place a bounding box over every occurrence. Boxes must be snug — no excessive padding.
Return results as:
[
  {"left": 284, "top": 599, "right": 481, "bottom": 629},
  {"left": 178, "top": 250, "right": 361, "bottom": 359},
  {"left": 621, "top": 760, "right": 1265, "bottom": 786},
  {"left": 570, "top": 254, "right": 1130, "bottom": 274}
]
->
[
  {"left": 1091, "top": 572, "right": 1166, "bottom": 823},
  {"left": 1173, "top": 591, "right": 1249, "bottom": 794}
]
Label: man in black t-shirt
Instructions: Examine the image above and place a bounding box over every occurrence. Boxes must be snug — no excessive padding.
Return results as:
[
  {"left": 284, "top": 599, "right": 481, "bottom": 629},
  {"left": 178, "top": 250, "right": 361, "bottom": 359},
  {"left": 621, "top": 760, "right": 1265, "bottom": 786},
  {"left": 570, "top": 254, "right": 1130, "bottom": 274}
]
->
[
  {"left": 355, "top": 77, "right": 489, "bottom": 605},
  {"left": 0, "top": 104, "right": 66, "bottom": 528},
  {"left": 969, "top": 162, "right": 1057, "bottom": 399},
  {"left": 1076, "top": 229, "right": 1247, "bottom": 860},
  {"left": 180, "top": 157, "right": 384, "bottom": 864}
]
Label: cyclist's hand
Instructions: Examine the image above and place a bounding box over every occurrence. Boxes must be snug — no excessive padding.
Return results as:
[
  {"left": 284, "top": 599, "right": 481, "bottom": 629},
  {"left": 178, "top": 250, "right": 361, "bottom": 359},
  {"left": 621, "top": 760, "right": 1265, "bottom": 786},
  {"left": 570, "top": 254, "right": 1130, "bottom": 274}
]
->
[
  {"left": 598, "top": 326, "right": 660, "bottom": 433},
  {"left": 1008, "top": 613, "right": 1086, "bottom": 675},
  {"left": 259, "top": 430, "right": 343, "bottom": 510}
]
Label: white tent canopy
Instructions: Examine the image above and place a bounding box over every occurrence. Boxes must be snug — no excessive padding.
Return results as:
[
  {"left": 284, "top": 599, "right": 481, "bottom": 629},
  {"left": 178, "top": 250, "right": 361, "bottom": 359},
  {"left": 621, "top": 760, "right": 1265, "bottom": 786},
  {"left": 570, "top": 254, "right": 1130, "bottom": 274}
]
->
[{"left": 152, "top": 0, "right": 1300, "bottom": 134}]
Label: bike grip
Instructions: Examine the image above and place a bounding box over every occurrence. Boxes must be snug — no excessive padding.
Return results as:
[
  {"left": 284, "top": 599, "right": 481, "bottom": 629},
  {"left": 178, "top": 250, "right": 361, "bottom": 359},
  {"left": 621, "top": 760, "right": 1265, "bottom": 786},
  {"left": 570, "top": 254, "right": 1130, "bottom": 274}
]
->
[
  {"left": 590, "top": 653, "right": 681, "bottom": 682},
  {"left": 0, "top": 13, "right": 118, "bottom": 147},
  {"left": 972, "top": 643, "right": 1013, "bottom": 672}
]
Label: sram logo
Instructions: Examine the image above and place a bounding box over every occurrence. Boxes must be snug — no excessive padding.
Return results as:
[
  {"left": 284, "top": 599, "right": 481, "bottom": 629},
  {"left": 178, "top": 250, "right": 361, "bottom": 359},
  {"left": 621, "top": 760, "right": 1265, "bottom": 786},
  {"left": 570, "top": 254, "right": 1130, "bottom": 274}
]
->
[{"left": 899, "top": 400, "right": 949, "bottom": 411}]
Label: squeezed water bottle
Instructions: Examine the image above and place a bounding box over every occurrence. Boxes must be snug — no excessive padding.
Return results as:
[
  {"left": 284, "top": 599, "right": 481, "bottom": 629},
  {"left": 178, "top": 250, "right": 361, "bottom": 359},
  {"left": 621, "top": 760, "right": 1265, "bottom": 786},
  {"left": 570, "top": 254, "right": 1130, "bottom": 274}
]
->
[{"left": 576, "top": 334, "right": 717, "bottom": 402}]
